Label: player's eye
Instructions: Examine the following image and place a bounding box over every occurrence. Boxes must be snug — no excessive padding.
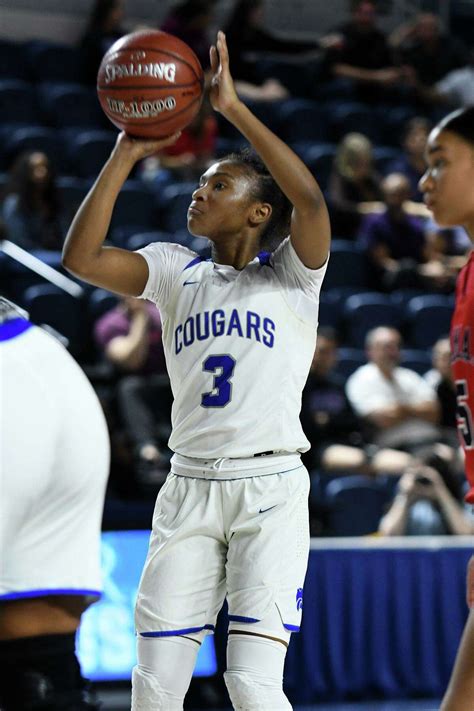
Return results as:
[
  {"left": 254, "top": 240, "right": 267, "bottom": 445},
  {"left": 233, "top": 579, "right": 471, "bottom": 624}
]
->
[{"left": 214, "top": 182, "right": 226, "bottom": 190}]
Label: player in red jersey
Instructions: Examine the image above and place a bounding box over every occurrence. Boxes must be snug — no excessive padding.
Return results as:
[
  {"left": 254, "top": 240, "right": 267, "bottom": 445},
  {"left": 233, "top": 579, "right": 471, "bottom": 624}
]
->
[{"left": 420, "top": 106, "right": 474, "bottom": 711}]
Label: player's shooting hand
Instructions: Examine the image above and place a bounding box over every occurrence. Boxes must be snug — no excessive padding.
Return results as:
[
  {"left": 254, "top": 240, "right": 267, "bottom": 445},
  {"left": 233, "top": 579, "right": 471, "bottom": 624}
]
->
[
  {"left": 113, "top": 131, "right": 181, "bottom": 165},
  {"left": 209, "top": 31, "right": 240, "bottom": 116}
]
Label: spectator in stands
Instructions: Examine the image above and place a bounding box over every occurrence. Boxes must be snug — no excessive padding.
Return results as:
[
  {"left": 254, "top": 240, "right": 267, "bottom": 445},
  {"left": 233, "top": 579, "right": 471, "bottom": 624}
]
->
[
  {"left": 390, "top": 12, "right": 468, "bottom": 87},
  {"left": 301, "top": 327, "right": 366, "bottom": 472},
  {"left": 224, "top": 0, "right": 320, "bottom": 101},
  {"left": 378, "top": 445, "right": 473, "bottom": 535},
  {"left": 327, "top": 132, "right": 383, "bottom": 238},
  {"left": 357, "top": 172, "right": 430, "bottom": 291},
  {"left": 424, "top": 337, "right": 458, "bottom": 437},
  {"left": 410, "top": 47, "right": 474, "bottom": 109},
  {"left": 1, "top": 151, "right": 64, "bottom": 251},
  {"left": 386, "top": 117, "right": 431, "bottom": 201},
  {"left": 346, "top": 326, "right": 441, "bottom": 452},
  {"left": 324, "top": 0, "right": 405, "bottom": 103},
  {"left": 80, "top": 0, "right": 127, "bottom": 85},
  {"left": 160, "top": 0, "right": 216, "bottom": 71},
  {"left": 94, "top": 296, "right": 172, "bottom": 490}
]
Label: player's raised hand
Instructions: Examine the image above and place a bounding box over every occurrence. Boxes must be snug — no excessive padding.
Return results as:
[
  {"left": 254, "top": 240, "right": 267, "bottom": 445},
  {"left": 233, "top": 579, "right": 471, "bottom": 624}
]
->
[
  {"left": 209, "top": 31, "right": 239, "bottom": 116},
  {"left": 113, "top": 130, "right": 181, "bottom": 164}
]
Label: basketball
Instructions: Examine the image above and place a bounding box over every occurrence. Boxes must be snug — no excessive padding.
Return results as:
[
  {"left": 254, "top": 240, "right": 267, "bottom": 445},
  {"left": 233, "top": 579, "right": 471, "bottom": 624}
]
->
[{"left": 97, "top": 30, "right": 205, "bottom": 138}]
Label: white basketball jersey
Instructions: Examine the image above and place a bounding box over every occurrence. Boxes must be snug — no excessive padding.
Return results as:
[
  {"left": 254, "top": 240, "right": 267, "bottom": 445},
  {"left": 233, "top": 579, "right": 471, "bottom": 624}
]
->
[{"left": 138, "top": 237, "right": 327, "bottom": 459}]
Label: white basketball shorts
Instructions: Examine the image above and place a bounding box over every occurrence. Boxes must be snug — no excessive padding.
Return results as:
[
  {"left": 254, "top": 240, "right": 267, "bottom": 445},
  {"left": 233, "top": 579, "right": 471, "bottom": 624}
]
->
[
  {"left": 0, "top": 324, "right": 110, "bottom": 600},
  {"left": 135, "top": 455, "right": 310, "bottom": 639}
]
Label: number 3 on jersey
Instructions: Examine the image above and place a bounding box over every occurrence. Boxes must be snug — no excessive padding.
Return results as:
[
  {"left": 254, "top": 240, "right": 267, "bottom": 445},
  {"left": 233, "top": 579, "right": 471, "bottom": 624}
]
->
[
  {"left": 201, "top": 354, "right": 236, "bottom": 407},
  {"left": 456, "top": 379, "right": 473, "bottom": 449}
]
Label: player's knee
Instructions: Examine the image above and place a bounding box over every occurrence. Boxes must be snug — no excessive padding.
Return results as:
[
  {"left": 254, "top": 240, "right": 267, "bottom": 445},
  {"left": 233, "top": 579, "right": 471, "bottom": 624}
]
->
[
  {"left": 224, "top": 668, "right": 292, "bottom": 710},
  {"left": 132, "top": 665, "right": 183, "bottom": 711}
]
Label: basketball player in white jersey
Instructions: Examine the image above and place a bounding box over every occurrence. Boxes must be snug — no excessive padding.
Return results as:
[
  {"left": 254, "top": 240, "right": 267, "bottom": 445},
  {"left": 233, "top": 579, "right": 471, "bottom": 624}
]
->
[
  {"left": 62, "top": 31, "right": 331, "bottom": 710},
  {"left": 0, "top": 299, "right": 110, "bottom": 709}
]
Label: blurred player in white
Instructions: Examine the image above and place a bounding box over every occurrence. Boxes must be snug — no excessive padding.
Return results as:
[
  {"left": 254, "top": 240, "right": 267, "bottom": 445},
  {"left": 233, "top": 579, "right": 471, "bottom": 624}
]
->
[
  {"left": 419, "top": 106, "right": 474, "bottom": 710},
  {"left": 0, "top": 299, "right": 110, "bottom": 710},
  {"left": 62, "top": 31, "right": 330, "bottom": 709}
]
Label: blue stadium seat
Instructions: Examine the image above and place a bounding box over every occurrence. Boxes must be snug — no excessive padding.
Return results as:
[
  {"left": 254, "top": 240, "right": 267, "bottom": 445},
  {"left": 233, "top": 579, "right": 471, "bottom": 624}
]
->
[
  {"left": 6, "top": 126, "right": 70, "bottom": 173},
  {"left": 318, "top": 292, "right": 342, "bottom": 331},
  {"left": 0, "top": 80, "right": 37, "bottom": 126},
  {"left": 38, "top": 82, "right": 104, "bottom": 129},
  {"left": 22, "top": 284, "right": 84, "bottom": 356},
  {"left": 278, "top": 99, "right": 329, "bottom": 143},
  {"left": 88, "top": 288, "right": 119, "bottom": 320},
  {"left": 304, "top": 143, "right": 336, "bottom": 191},
  {"left": 324, "top": 240, "right": 368, "bottom": 290},
  {"left": 405, "top": 294, "right": 454, "bottom": 349},
  {"left": 378, "top": 105, "right": 417, "bottom": 147},
  {"left": 324, "top": 474, "right": 388, "bottom": 536},
  {"left": 400, "top": 348, "right": 432, "bottom": 376},
  {"left": 343, "top": 292, "right": 403, "bottom": 348},
  {"left": 0, "top": 39, "right": 31, "bottom": 80},
  {"left": 56, "top": 176, "right": 90, "bottom": 222},
  {"left": 25, "top": 41, "right": 85, "bottom": 84},
  {"left": 160, "top": 182, "right": 196, "bottom": 233},
  {"left": 110, "top": 181, "right": 158, "bottom": 232},
  {"left": 327, "top": 101, "right": 382, "bottom": 143},
  {"left": 335, "top": 347, "right": 366, "bottom": 379},
  {"left": 126, "top": 231, "right": 175, "bottom": 251},
  {"left": 67, "top": 130, "right": 117, "bottom": 178},
  {"left": 373, "top": 146, "right": 402, "bottom": 175}
]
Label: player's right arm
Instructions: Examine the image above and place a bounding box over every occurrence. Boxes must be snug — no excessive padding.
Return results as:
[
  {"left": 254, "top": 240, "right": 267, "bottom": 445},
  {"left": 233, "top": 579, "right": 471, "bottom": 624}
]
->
[{"left": 62, "top": 131, "right": 180, "bottom": 296}]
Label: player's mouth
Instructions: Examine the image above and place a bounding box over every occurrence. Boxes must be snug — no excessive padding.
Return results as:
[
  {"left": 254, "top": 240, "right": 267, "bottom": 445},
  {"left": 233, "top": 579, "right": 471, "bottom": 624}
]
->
[
  {"left": 423, "top": 197, "right": 436, "bottom": 209},
  {"left": 188, "top": 204, "right": 203, "bottom": 215}
]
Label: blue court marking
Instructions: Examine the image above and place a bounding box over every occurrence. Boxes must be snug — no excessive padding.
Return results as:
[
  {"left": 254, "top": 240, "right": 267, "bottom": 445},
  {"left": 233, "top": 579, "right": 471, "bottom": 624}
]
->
[
  {"left": 0, "top": 318, "right": 32, "bottom": 342},
  {"left": 140, "top": 624, "right": 215, "bottom": 638},
  {"left": 228, "top": 615, "right": 261, "bottom": 623},
  {"left": 0, "top": 588, "right": 102, "bottom": 600},
  {"left": 257, "top": 251, "right": 273, "bottom": 267}
]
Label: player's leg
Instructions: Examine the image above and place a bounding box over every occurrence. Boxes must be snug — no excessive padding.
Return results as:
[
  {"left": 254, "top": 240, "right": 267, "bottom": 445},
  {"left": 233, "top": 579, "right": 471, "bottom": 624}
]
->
[
  {"left": 224, "top": 465, "right": 310, "bottom": 710},
  {"left": 440, "top": 608, "right": 474, "bottom": 711},
  {"left": 132, "top": 474, "right": 227, "bottom": 709}
]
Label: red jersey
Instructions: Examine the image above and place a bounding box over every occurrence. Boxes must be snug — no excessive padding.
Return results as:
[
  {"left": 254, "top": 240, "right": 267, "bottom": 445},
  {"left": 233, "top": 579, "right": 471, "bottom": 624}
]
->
[{"left": 451, "top": 250, "right": 474, "bottom": 504}]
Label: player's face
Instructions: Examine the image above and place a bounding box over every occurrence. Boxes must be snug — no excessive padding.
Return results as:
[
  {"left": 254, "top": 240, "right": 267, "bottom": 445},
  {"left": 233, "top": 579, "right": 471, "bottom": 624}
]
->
[
  {"left": 187, "top": 161, "right": 262, "bottom": 242},
  {"left": 419, "top": 128, "right": 474, "bottom": 234}
]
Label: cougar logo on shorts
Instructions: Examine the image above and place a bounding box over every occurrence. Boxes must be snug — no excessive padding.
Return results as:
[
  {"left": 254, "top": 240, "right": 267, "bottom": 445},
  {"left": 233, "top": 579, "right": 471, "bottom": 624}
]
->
[{"left": 296, "top": 588, "right": 303, "bottom": 611}]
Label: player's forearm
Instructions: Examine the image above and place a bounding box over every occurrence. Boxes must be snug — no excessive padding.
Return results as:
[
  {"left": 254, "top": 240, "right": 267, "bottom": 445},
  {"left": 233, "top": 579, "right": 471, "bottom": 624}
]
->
[
  {"left": 62, "top": 149, "right": 134, "bottom": 275},
  {"left": 223, "top": 100, "right": 325, "bottom": 213}
]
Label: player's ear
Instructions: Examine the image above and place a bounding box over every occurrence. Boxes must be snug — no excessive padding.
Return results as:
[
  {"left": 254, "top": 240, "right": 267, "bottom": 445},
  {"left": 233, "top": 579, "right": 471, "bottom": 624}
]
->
[{"left": 249, "top": 202, "right": 272, "bottom": 226}]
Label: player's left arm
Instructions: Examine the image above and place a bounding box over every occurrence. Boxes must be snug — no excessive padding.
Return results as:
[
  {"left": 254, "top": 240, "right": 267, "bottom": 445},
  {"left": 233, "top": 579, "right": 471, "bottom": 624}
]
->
[{"left": 209, "top": 31, "right": 330, "bottom": 269}]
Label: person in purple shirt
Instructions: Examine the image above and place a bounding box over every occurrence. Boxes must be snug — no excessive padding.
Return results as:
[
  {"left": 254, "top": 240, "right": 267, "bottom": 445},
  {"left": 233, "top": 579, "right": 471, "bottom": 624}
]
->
[
  {"left": 357, "top": 172, "right": 427, "bottom": 291},
  {"left": 94, "top": 296, "right": 171, "bottom": 488}
]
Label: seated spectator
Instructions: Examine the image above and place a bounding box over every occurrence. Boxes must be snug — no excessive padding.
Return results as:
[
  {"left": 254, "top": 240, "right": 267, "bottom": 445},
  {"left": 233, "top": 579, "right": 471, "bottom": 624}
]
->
[
  {"left": 2, "top": 151, "right": 64, "bottom": 251},
  {"left": 301, "top": 327, "right": 366, "bottom": 472},
  {"left": 357, "top": 172, "right": 450, "bottom": 292},
  {"left": 346, "top": 327, "right": 441, "bottom": 452},
  {"left": 140, "top": 98, "right": 218, "bottom": 185},
  {"left": 424, "top": 337, "right": 458, "bottom": 439},
  {"left": 385, "top": 117, "right": 431, "bottom": 200},
  {"left": 80, "top": 0, "right": 127, "bottom": 85},
  {"left": 323, "top": 0, "right": 406, "bottom": 103},
  {"left": 378, "top": 444, "right": 473, "bottom": 535},
  {"left": 94, "top": 296, "right": 172, "bottom": 491},
  {"left": 412, "top": 47, "right": 474, "bottom": 109},
  {"left": 327, "top": 132, "right": 383, "bottom": 238},
  {"left": 390, "top": 12, "right": 468, "bottom": 87},
  {"left": 423, "top": 218, "right": 472, "bottom": 285},
  {"left": 224, "top": 0, "right": 320, "bottom": 101},
  {"left": 160, "top": 0, "right": 216, "bottom": 71}
]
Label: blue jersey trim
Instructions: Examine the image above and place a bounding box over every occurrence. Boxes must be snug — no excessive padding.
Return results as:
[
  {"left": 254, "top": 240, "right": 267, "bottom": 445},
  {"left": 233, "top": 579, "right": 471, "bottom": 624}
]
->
[
  {"left": 0, "top": 318, "right": 32, "bottom": 342},
  {"left": 140, "top": 624, "right": 215, "bottom": 638},
  {"left": 0, "top": 588, "right": 102, "bottom": 600},
  {"left": 283, "top": 623, "right": 300, "bottom": 631},
  {"left": 183, "top": 256, "right": 205, "bottom": 271},
  {"left": 228, "top": 615, "right": 261, "bottom": 624}
]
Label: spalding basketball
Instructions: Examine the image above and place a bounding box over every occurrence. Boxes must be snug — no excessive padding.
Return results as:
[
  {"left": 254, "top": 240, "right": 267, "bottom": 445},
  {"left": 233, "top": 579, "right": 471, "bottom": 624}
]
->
[{"left": 97, "top": 30, "right": 204, "bottom": 138}]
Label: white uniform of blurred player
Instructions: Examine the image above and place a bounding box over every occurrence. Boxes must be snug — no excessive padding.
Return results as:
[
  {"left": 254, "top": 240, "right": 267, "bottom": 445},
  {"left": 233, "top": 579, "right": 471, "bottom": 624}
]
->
[
  {"left": 62, "top": 32, "right": 331, "bottom": 710},
  {"left": 0, "top": 299, "right": 109, "bottom": 710}
]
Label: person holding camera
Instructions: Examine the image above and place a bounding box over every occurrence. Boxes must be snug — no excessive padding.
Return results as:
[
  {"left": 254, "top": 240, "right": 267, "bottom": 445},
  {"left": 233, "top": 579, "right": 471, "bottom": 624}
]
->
[{"left": 378, "top": 445, "right": 473, "bottom": 536}]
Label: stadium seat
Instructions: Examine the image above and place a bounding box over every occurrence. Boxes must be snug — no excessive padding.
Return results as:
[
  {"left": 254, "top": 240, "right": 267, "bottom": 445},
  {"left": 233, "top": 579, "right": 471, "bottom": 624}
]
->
[
  {"left": 343, "top": 292, "right": 403, "bottom": 348},
  {"left": 278, "top": 99, "right": 329, "bottom": 143},
  {"left": 324, "top": 474, "right": 388, "bottom": 536},
  {"left": 400, "top": 348, "right": 432, "bottom": 376},
  {"left": 25, "top": 40, "right": 85, "bottom": 84},
  {"left": 67, "top": 130, "right": 117, "bottom": 178},
  {"left": 378, "top": 104, "right": 417, "bottom": 147},
  {"left": 126, "top": 230, "right": 175, "bottom": 251},
  {"left": 56, "top": 176, "right": 90, "bottom": 223},
  {"left": 405, "top": 294, "right": 454, "bottom": 349},
  {"left": 373, "top": 146, "right": 402, "bottom": 175},
  {"left": 327, "top": 101, "right": 382, "bottom": 143},
  {"left": 0, "top": 80, "right": 37, "bottom": 126},
  {"left": 88, "top": 287, "right": 119, "bottom": 320},
  {"left": 318, "top": 292, "right": 342, "bottom": 331},
  {"left": 38, "top": 82, "right": 104, "bottom": 129},
  {"left": 324, "top": 240, "right": 368, "bottom": 290},
  {"left": 5, "top": 126, "right": 70, "bottom": 173},
  {"left": 110, "top": 181, "right": 158, "bottom": 232},
  {"left": 0, "top": 39, "right": 31, "bottom": 80},
  {"left": 304, "top": 143, "right": 336, "bottom": 191},
  {"left": 160, "top": 182, "right": 196, "bottom": 233},
  {"left": 21, "top": 284, "right": 84, "bottom": 356},
  {"left": 335, "top": 347, "right": 366, "bottom": 380}
]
